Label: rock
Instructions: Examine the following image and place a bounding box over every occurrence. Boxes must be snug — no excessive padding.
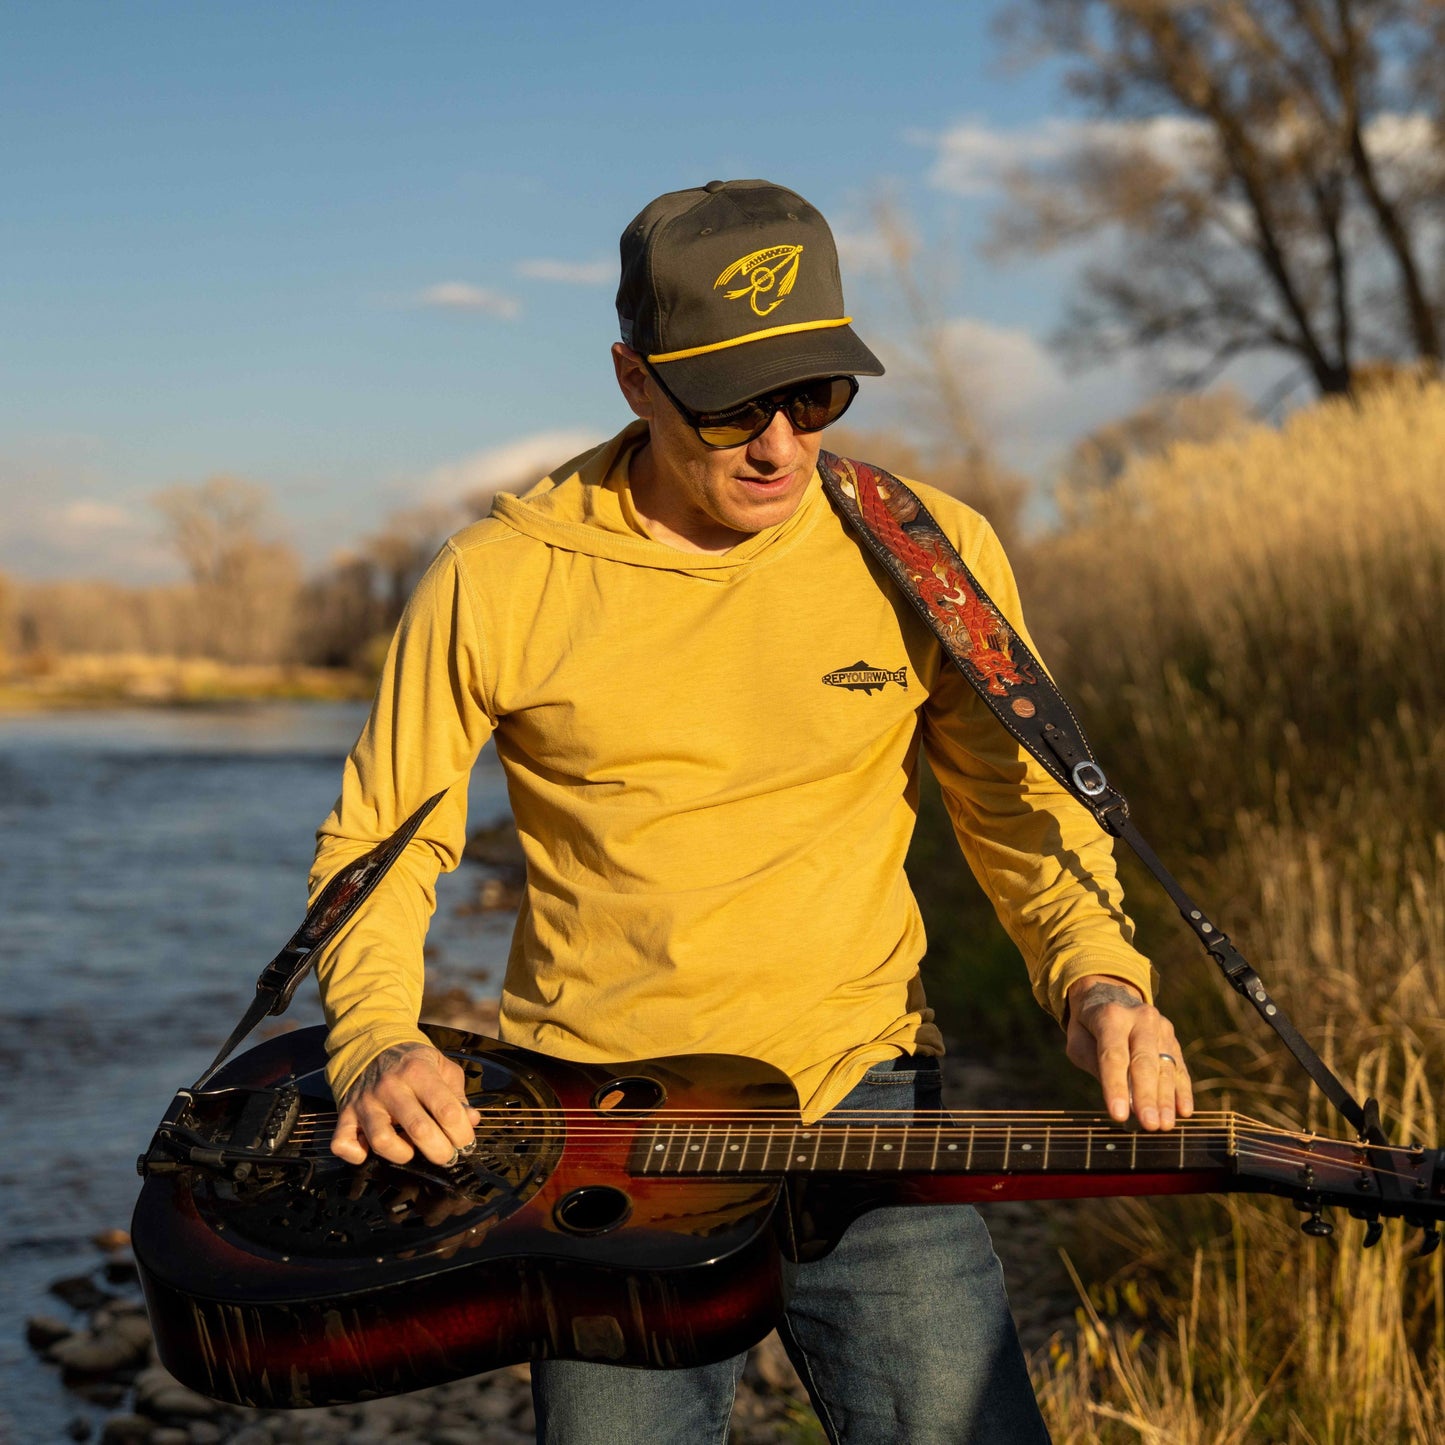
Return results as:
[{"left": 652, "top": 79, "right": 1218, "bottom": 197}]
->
[
  {"left": 463, "top": 818, "right": 525, "bottom": 869},
  {"left": 469, "top": 1388, "right": 515, "bottom": 1424},
  {"left": 430, "top": 1430, "right": 474, "bottom": 1445},
  {"left": 135, "top": 1363, "right": 219, "bottom": 1419},
  {"left": 92, "top": 1227, "right": 132, "bottom": 1252},
  {"left": 104, "top": 1252, "right": 141, "bottom": 1285},
  {"left": 73, "top": 1381, "right": 128, "bottom": 1406},
  {"left": 26, "top": 1313, "right": 74, "bottom": 1349},
  {"left": 151, "top": 1431, "right": 191, "bottom": 1445},
  {"left": 100, "top": 1416, "right": 154, "bottom": 1444},
  {"left": 50, "top": 1273, "right": 113, "bottom": 1312},
  {"left": 184, "top": 1423, "right": 223, "bottom": 1444},
  {"left": 225, "top": 1427, "right": 274, "bottom": 1445},
  {"left": 52, "top": 1313, "right": 154, "bottom": 1375}
]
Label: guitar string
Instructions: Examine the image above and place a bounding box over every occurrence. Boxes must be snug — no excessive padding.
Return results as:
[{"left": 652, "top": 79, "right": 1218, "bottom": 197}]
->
[
  {"left": 266, "top": 1129, "right": 1424, "bottom": 1184},
  {"left": 280, "top": 1110, "right": 1384, "bottom": 1148},
  {"left": 256, "top": 1140, "right": 1428, "bottom": 1191}
]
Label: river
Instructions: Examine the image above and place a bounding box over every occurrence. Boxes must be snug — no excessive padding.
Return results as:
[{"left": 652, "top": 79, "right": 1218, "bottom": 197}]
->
[{"left": 0, "top": 702, "right": 515, "bottom": 1441}]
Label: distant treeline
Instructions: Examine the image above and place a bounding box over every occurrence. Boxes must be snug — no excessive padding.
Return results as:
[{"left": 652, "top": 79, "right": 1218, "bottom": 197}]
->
[{"left": 0, "top": 478, "right": 498, "bottom": 677}]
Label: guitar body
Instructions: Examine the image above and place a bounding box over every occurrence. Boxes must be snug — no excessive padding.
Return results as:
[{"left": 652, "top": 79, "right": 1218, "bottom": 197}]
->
[
  {"left": 133, "top": 1025, "right": 798, "bottom": 1407},
  {"left": 134, "top": 1023, "right": 1445, "bottom": 1409}
]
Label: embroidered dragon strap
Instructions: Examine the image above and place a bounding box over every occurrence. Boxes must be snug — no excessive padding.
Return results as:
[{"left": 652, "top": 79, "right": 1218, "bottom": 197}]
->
[
  {"left": 818, "top": 450, "right": 1376, "bottom": 1141},
  {"left": 193, "top": 789, "right": 446, "bottom": 1089}
]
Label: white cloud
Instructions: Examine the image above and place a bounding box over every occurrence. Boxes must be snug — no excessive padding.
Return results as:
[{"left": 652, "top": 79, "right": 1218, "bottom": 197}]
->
[
  {"left": 924, "top": 115, "right": 1214, "bottom": 198},
  {"left": 516, "top": 258, "right": 614, "bottom": 286},
  {"left": 424, "top": 429, "right": 607, "bottom": 502},
  {"left": 56, "top": 498, "right": 133, "bottom": 530},
  {"left": 0, "top": 471, "right": 177, "bottom": 582},
  {"left": 417, "top": 282, "right": 521, "bottom": 319},
  {"left": 869, "top": 316, "right": 1150, "bottom": 480},
  {"left": 833, "top": 228, "right": 893, "bottom": 277}
]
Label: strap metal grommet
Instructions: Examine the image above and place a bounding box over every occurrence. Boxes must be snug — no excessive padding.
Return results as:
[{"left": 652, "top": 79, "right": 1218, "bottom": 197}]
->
[{"left": 1071, "top": 760, "right": 1108, "bottom": 798}]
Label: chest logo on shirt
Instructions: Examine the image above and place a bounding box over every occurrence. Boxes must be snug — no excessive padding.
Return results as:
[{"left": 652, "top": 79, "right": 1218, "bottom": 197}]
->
[{"left": 822, "top": 661, "right": 909, "bottom": 695}]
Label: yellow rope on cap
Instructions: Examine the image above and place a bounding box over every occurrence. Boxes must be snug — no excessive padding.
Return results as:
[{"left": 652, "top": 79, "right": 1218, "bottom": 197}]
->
[{"left": 648, "top": 316, "right": 852, "bottom": 364}]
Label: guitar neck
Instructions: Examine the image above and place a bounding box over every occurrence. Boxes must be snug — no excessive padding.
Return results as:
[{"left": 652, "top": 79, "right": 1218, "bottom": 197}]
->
[
  {"left": 631, "top": 1109, "right": 1445, "bottom": 1213},
  {"left": 635, "top": 1111, "right": 1237, "bottom": 1181}
]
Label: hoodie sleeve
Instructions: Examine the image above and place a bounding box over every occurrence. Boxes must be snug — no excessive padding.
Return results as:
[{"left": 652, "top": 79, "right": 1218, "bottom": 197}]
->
[
  {"left": 918, "top": 510, "right": 1158, "bottom": 1023},
  {"left": 308, "top": 541, "right": 497, "bottom": 1103}
]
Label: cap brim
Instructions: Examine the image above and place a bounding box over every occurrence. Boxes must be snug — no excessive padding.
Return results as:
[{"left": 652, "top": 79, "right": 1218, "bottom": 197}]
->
[{"left": 655, "top": 324, "right": 885, "bottom": 412}]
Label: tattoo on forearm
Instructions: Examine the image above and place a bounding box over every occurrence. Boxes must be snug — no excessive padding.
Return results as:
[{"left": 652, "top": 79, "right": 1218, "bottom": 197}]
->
[
  {"left": 1077, "top": 982, "right": 1144, "bottom": 1015},
  {"left": 341, "top": 1042, "right": 430, "bottom": 1107}
]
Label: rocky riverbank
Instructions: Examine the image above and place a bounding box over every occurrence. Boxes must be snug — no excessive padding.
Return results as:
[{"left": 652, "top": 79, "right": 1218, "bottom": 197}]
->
[{"left": 27, "top": 1231, "right": 819, "bottom": 1444}]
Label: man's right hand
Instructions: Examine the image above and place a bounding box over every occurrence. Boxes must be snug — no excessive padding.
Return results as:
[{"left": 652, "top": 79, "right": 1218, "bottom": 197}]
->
[{"left": 331, "top": 1042, "right": 482, "bottom": 1167}]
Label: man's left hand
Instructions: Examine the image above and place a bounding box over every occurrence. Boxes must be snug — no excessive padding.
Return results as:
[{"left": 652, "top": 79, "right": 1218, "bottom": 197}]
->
[{"left": 1065, "top": 974, "right": 1193, "bottom": 1131}]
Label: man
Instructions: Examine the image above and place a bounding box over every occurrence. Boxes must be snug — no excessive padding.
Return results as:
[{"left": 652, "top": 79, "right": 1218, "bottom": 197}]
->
[{"left": 312, "top": 179, "right": 1192, "bottom": 1443}]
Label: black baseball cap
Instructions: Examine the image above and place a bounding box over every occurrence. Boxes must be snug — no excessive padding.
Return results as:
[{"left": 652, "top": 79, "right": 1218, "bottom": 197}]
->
[{"left": 616, "top": 179, "right": 884, "bottom": 412}]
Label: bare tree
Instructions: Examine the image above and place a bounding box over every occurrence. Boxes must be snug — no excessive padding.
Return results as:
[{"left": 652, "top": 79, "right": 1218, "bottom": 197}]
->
[
  {"left": 863, "top": 197, "right": 1029, "bottom": 546},
  {"left": 361, "top": 503, "right": 458, "bottom": 628},
  {"left": 153, "top": 476, "right": 301, "bottom": 662},
  {"left": 996, "top": 0, "right": 1445, "bottom": 396},
  {"left": 1057, "top": 386, "right": 1254, "bottom": 518}
]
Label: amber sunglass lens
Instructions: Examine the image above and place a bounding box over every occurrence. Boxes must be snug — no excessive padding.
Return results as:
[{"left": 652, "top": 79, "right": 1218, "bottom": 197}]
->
[
  {"left": 697, "top": 405, "right": 770, "bottom": 449},
  {"left": 788, "top": 377, "right": 855, "bottom": 432}
]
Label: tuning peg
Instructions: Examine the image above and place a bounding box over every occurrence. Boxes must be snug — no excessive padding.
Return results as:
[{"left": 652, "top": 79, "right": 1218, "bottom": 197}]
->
[
  {"left": 1418, "top": 1228, "right": 1440, "bottom": 1259},
  {"left": 1348, "top": 1206, "right": 1383, "bottom": 1248},
  {"left": 1301, "top": 1211, "right": 1334, "bottom": 1238}
]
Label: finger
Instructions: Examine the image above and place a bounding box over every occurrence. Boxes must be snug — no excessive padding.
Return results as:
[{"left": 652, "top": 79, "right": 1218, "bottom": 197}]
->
[
  {"left": 391, "top": 1096, "right": 464, "bottom": 1167},
  {"left": 357, "top": 1097, "right": 416, "bottom": 1165},
  {"left": 437, "top": 1057, "right": 483, "bottom": 1128},
  {"left": 330, "top": 1104, "right": 369, "bottom": 1164},
  {"left": 1172, "top": 1048, "right": 1195, "bottom": 1119},
  {"left": 413, "top": 1072, "right": 478, "bottom": 1153},
  {"left": 1128, "top": 1044, "right": 1164, "bottom": 1131},
  {"left": 1095, "top": 1035, "right": 1134, "bottom": 1124}
]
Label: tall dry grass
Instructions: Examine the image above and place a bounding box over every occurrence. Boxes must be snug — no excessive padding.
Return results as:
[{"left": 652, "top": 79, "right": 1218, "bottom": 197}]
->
[{"left": 1014, "top": 380, "right": 1445, "bottom": 1440}]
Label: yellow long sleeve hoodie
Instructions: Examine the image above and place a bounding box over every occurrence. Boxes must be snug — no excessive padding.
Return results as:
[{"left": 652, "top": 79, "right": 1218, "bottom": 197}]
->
[{"left": 310, "top": 423, "right": 1157, "bottom": 1122}]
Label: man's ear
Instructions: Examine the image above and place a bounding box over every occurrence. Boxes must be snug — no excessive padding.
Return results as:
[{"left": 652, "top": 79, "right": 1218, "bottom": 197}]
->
[{"left": 612, "top": 343, "right": 653, "bottom": 421}]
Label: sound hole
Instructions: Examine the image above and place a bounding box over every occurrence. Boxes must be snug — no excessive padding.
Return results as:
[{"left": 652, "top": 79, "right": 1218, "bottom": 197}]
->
[
  {"left": 555, "top": 1186, "right": 632, "bottom": 1236},
  {"left": 591, "top": 1076, "right": 666, "bottom": 1114}
]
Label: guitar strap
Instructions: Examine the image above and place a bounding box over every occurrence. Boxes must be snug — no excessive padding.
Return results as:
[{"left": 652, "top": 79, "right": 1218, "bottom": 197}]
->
[
  {"left": 192, "top": 789, "right": 446, "bottom": 1089},
  {"left": 817, "top": 450, "right": 1378, "bottom": 1142}
]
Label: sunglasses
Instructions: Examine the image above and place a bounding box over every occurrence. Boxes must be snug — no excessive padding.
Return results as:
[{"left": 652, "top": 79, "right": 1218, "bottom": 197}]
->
[{"left": 644, "top": 364, "right": 858, "bottom": 449}]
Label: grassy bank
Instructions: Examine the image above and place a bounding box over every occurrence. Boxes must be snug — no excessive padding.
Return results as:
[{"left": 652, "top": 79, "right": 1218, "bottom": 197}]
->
[
  {"left": 913, "top": 378, "right": 1445, "bottom": 1439},
  {"left": 0, "top": 652, "right": 372, "bottom": 710}
]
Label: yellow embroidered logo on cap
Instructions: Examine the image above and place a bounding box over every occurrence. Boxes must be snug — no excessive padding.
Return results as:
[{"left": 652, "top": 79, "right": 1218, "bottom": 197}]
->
[{"left": 715, "top": 245, "right": 803, "bottom": 318}]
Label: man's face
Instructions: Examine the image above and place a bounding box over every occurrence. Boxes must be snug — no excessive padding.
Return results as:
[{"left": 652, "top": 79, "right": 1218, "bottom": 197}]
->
[{"left": 612, "top": 344, "right": 825, "bottom": 548}]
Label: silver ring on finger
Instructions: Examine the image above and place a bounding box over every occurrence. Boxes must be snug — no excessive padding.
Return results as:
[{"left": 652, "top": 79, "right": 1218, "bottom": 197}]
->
[{"left": 1158, "top": 1052, "right": 1176, "bottom": 1066}]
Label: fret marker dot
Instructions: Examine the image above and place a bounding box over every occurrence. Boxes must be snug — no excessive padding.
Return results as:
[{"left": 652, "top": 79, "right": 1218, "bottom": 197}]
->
[
  {"left": 947, "top": 1143, "right": 958, "bottom": 1151},
  {"left": 882, "top": 1143, "right": 893, "bottom": 1151},
  {"left": 1021, "top": 1143, "right": 1032, "bottom": 1151},
  {"left": 729, "top": 1144, "right": 739, "bottom": 1151},
  {"left": 796, "top": 1154, "right": 807, "bottom": 1162},
  {"left": 1105, "top": 1143, "right": 1117, "bottom": 1151},
  {"left": 689, "top": 1144, "right": 700, "bottom": 1151},
  {"left": 654, "top": 1144, "right": 664, "bottom": 1152}
]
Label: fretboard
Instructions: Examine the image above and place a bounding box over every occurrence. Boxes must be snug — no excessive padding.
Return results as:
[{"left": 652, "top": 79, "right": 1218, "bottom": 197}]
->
[{"left": 631, "top": 1115, "right": 1236, "bottom": 1178}]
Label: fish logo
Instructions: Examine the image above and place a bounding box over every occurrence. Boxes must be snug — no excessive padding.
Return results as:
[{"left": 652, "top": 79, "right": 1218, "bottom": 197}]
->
[
  {"left": 715, "top": 244, "right": 803, "bottom": 317},
  {"left": 822, "top": 661, "right": 909, "bottom": 695}
]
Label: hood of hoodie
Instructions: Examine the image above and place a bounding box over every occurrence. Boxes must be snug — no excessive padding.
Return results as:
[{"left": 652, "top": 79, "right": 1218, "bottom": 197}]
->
[{"left": 487, "top": 421, "right": 825, "bottom": 576}]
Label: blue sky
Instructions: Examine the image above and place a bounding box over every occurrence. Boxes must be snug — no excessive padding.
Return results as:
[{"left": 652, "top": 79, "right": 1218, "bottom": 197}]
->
[{"left": 2, "top": 1, "right": 1169, "bottom": 581}]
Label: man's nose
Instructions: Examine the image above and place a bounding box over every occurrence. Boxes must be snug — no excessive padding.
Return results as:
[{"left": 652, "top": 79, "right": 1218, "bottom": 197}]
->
[{"left": 745, "top": 407, "right": 799, "bottom": 467}]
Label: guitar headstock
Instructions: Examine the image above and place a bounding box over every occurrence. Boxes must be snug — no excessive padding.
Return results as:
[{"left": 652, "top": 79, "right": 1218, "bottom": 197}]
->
[{"left": 1232, "top": 1124, "right": 1445, "bottom": 1251}]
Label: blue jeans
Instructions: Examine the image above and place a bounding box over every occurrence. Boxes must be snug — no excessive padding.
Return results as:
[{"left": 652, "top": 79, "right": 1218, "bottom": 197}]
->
[{"left": 532, "top": 1058, "right": 1051, "bottom": 1444}]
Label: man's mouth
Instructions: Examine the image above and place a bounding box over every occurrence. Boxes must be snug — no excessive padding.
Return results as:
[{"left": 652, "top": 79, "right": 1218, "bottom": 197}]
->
[{"left": 736, "top": 470, "right": 795, "bottom": 491}]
